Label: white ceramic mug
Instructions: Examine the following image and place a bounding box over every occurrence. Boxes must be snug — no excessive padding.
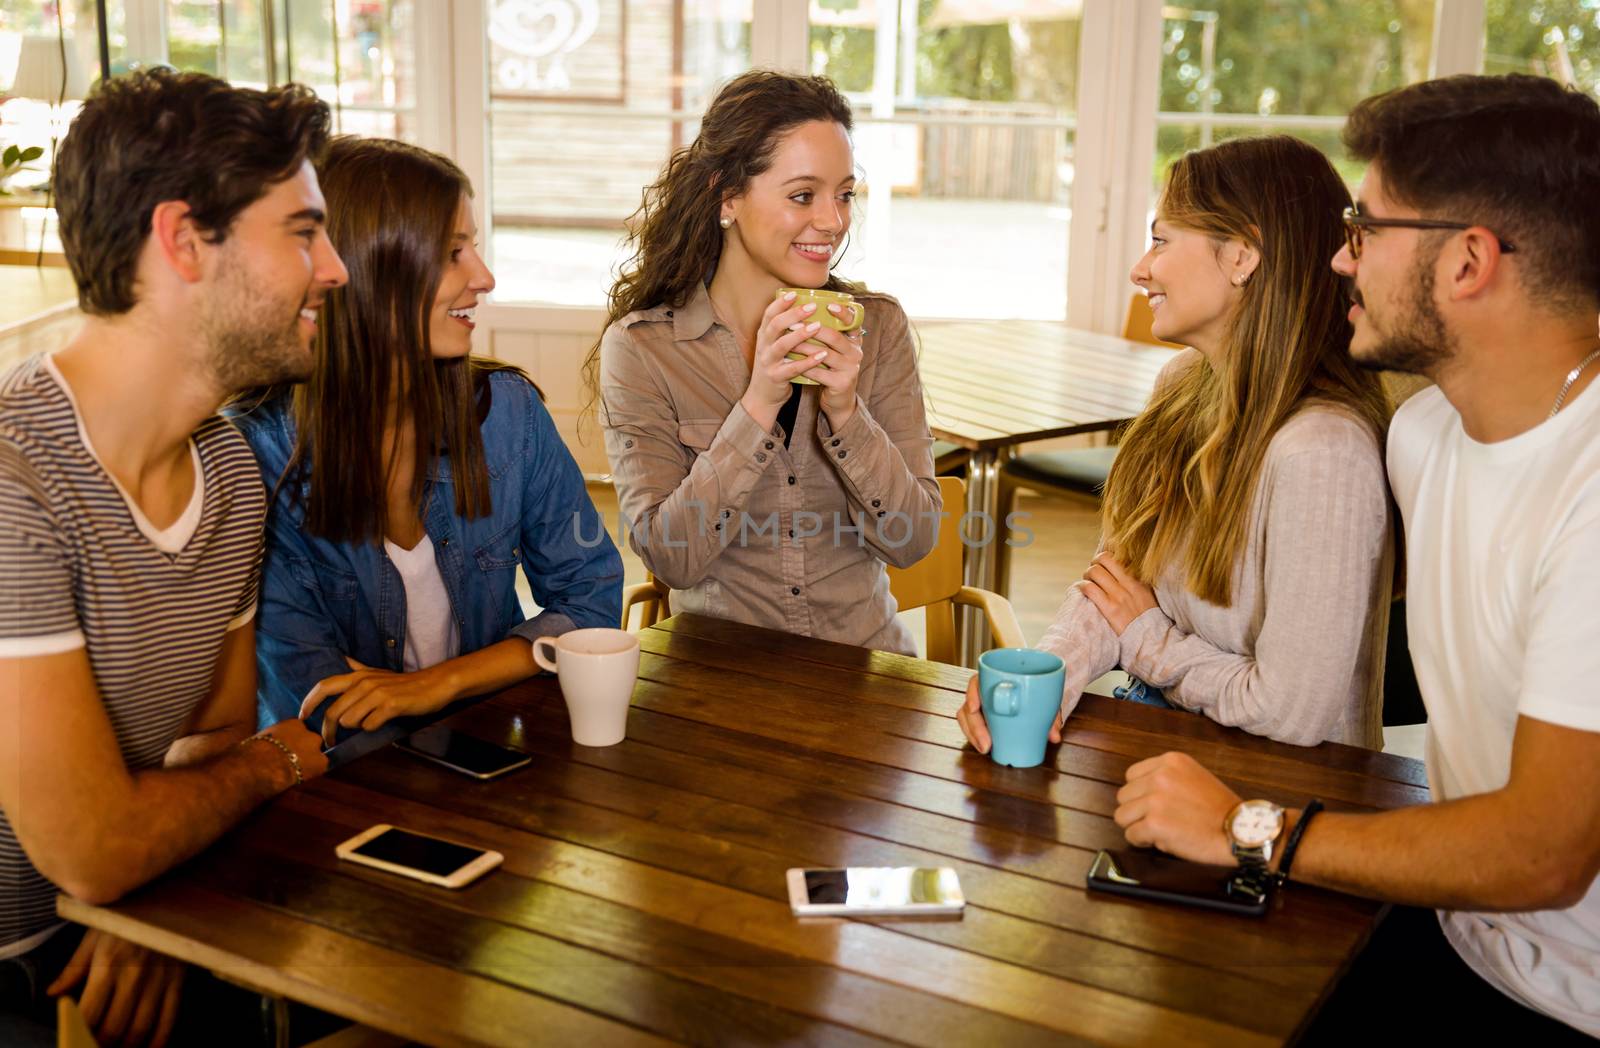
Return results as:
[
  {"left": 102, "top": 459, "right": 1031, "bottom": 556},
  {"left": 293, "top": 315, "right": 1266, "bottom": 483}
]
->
[{"left": 531, "top": 628, "right": 641, "bottom": 747}]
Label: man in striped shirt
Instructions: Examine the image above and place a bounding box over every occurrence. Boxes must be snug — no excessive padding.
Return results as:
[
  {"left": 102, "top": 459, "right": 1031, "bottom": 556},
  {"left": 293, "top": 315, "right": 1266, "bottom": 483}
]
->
[{"left": 1, "top": 70, "right": 347, "bottom": 1046}]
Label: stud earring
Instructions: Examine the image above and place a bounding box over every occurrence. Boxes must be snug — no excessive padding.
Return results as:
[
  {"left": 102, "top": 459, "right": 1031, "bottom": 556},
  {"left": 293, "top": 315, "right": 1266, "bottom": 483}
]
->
[
  {"left": 1233, "top": 273, "right": 1248, "bottom": 286},
  {"left": 720, "top": 216, "right": 733, "bottom": 229}
]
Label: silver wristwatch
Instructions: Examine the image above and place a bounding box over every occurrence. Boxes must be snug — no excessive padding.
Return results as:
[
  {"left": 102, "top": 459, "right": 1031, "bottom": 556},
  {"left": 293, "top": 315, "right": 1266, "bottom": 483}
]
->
[{"left": 1224, "top": 799, "right": 1286, "bottom": 868}]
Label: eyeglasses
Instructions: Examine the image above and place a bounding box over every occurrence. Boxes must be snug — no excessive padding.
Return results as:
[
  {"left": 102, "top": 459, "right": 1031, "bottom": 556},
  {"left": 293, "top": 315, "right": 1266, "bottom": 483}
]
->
[{"left": 1341, "top": 206, "right": 1516, "bottom": 260}]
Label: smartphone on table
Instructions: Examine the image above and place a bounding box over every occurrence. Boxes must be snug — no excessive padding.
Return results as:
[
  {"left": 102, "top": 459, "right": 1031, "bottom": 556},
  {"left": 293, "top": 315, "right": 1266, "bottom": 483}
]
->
[
  {"left": 395, "top": 725, "right": 531, "bottom": 780},
  {"left": 786, "top": 867, "right": 965, "bottom": 917},
  {"left": 1086, "top": 848, "right": 1271, "bottom": 917},
  {"left": 336, "top": 824, "right": 503, "bottom": 888}
]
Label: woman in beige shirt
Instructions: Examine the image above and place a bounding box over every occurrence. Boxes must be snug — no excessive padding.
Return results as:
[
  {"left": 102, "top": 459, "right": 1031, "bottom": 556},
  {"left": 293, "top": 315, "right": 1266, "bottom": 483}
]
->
[
  {"left": 959, "top": 136, "right": 1394, "bottom": 749},
  {"left": 594, "top": 71, "right": 940, "bottom": 654}
]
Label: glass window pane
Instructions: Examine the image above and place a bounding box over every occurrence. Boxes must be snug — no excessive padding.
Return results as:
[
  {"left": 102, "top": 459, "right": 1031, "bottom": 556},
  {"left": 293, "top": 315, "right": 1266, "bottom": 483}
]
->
[
  {"left": 1, "top": 1, "right": 101, "bottom": 216},
  {"left": 1159, "top": 0, "right": 1434, "bottom": 119},
  {"left": 487, "top": 1, "right": 752, "bottom": 305},
  {"left": 156, "top": 2, "right": 419, "bottom": 140},
  {"left": 1154, "top": 2, "right": 1435, "bottom": 195},
  {"left": 809, "top": 0, "right": 1080, "bottom": 321},
  {"left": 167, "top": 2, "right": 221, "bottom": 76},
  {"left": 1484, "top": 0, "right": 1600, "bottom": 97},
  {"left": 284, "top": 1, "right": 418, "bottom": 139}
]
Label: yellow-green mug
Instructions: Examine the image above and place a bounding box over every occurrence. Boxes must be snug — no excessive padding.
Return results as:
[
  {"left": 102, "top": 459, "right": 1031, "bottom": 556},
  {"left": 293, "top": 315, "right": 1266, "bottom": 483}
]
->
[{"left": 775, "top": 287, "right": 864, "bottom": 385}]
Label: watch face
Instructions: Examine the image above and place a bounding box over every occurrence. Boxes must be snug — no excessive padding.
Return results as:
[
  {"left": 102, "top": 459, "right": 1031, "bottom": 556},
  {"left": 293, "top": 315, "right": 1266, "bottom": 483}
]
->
[{"left": 1230, "top": 801, "right": 1284, "bottom": 848}]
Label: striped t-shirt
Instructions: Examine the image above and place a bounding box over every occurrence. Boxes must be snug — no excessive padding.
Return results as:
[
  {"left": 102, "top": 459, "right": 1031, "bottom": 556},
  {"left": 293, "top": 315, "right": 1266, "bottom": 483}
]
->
[{"left": 0, "top": 354, "right": 265, "bottom": 954}]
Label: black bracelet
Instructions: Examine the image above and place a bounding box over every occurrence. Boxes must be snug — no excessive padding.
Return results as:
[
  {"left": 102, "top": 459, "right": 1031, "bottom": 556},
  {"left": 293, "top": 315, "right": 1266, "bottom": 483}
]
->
[{"left": 1276, "top": 798, "right": 1323, "bottom": 885}]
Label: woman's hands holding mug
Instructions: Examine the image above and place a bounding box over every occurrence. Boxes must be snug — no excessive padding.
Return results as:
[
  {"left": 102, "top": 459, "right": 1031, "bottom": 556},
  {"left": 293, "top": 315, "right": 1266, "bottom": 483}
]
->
[
  {"left": 957, "top": 673, "right": 1070, "bottom": 754},
  {"left": 740, "top": 291, "right": 830, "bottom": 429},
  {"left": 805, "top": 302, "right": 865, "bottom": 431}
]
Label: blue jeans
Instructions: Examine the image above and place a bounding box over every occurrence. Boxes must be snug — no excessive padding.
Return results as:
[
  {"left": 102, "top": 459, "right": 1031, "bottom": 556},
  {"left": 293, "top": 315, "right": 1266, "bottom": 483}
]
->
[{"left": 1113, "top": 675, "right": 1178, "bottom": 709}]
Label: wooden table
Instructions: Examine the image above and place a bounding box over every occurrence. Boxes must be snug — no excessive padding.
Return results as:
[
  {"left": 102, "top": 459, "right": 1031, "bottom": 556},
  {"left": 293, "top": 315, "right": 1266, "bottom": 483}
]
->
[
  {"left": 63, "top": 614, "right": 1425, "bottom": 1046},
  {"left": 916, "top": 320, "right": 1176, "bottom": 658}
]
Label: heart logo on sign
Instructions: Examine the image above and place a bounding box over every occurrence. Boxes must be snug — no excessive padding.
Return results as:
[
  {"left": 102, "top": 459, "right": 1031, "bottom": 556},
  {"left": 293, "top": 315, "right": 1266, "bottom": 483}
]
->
[{"left": 489, "top": 0, "right": 600, "bottom": 59}]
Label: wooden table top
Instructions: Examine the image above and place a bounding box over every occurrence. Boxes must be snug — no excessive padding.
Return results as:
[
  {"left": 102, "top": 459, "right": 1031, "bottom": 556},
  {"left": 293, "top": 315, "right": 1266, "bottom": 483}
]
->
[
  {"left": 63, "top": 614, "right": 1426, "bottom": 1047},
  {"left": 916, "top": 320, "right": 1178, "bottom": 451}
]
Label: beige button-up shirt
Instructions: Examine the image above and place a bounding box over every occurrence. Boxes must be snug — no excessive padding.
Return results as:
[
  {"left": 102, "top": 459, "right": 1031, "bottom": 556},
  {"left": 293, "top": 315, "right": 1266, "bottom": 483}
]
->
[{"left": 599, "top": 283, "right": 941, "bottom": 654}]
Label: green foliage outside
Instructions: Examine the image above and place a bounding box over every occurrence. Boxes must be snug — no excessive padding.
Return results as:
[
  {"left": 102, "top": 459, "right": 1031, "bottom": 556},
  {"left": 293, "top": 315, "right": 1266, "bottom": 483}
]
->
[
  {"left": 807, "top": 0, "right": 1600, "bottom": 196},
  {"left": 1484, "top": 0, "right": 1600, "bottom": 86},
  {"left": 810, "top": 0, "right": 1077, "bottom": 105}
]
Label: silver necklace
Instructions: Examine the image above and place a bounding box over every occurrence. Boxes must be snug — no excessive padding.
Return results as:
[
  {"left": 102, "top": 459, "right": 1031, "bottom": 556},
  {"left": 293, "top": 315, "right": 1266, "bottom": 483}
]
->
[{"left": 1550, "top": 347, "right": 1600, "bottom": 419}]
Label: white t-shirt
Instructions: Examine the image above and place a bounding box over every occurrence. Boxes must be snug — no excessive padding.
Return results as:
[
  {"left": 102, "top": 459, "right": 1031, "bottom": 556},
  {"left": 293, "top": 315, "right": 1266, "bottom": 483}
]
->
[
  {"left": 1388, "top": 381, "right": 1600, "bottom": 1036},
  {"left": 383, "top": 533, "right": 460, "bottom": 672}
]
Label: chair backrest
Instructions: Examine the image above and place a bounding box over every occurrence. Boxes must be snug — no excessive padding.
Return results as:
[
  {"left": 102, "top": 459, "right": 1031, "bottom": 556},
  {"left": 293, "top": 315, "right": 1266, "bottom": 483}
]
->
[
  {"left": 621, "top": 573, "right": 670, "bottom": 630},
  {"left": 1122, "top": 293, "right": 1183, "bottom": 348},
  {"left": 886, "top": 476, "right": 966, "bottom": 613}
]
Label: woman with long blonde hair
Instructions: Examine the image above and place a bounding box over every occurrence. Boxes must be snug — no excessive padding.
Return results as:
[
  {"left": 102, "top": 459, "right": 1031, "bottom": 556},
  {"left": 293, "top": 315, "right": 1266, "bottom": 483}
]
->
[{"left": 959, "top": 135, "right": 1393, "bottom": 749}]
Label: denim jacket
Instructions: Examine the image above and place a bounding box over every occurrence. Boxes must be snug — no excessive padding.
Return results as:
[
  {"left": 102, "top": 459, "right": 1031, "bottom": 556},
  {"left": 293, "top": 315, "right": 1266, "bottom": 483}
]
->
[{"left": 232, "top": 372, "right": 623, "bottom": 728}]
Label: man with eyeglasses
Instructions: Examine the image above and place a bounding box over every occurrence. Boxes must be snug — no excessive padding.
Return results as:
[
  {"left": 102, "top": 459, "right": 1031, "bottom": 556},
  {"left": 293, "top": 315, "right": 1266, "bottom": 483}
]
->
[{"left": 1110, "top": 74, "right": 1600, "bottom": 1041}]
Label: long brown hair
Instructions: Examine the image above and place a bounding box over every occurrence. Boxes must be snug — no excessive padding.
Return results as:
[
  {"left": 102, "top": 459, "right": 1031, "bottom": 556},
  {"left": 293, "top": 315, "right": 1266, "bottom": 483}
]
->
[
  {"left": 271, "top": 136, "right": 520, "bottom": 544},
  {"left": 585, "top": 71, "right": 859, "bottom": 403},
  {"left": 1101, "top": 135, "right": 1390, "bottom": 606}
]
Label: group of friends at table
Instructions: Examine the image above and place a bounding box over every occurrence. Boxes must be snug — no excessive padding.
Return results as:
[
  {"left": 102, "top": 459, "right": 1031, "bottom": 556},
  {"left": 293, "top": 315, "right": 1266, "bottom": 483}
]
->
[{"left": 0, "top": 61, "right": 1595, "bottom": 1046}]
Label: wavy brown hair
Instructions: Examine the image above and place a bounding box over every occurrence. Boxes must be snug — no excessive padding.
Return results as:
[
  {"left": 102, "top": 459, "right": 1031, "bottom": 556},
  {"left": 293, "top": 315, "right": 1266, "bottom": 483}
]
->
[
  {"left": 249, "top": 136, "right": 524, "bottom": 544},
  {"left": 1101, "top": 136, "right": 1390, "bottom": 606},
  {"left": 55, "top": 68, "right": 330, "bottom": 316},
  {"left": 585, "top": 71, "right": 859, "bottom": 406}
]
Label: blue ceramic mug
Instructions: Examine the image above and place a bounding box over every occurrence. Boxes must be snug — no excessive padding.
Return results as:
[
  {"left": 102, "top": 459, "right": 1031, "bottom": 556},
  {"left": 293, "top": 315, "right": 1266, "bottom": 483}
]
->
[{"left": 978, "top": 648, "right": 1066, "bottom": 768}]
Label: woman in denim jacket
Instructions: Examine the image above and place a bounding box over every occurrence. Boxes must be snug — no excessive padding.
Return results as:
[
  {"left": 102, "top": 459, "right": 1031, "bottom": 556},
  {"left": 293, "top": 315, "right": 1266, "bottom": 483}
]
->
[{"left": 233, "top": 137, "right": 622, "bottom": 739}]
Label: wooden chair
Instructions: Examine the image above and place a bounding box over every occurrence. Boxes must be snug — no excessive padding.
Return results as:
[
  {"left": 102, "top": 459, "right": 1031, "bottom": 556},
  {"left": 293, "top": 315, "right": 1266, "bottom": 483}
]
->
[
  {"left": 993, "top": 294, "right": 1178, "bottom": 592},
  {"left": 622, "top": 576, "right": 670, "bottom": 630},
  {"left": 888, "top": 476, "right": 1025, "bottom": 663}
]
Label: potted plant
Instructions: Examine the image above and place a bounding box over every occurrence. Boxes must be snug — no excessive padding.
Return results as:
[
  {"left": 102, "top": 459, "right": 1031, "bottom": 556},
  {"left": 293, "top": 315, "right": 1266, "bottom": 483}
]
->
[{"left": 1, "top": 144, "right": 45, "bottom": 196}]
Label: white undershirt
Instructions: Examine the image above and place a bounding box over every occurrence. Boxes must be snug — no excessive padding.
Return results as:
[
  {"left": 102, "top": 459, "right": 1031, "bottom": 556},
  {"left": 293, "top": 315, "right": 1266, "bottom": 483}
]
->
[
  {"left": 46, "top": 356, "right": 205, "bottom": 555},
  {"left": 382, "top": 533, "right": 460, "bottom": 672}
]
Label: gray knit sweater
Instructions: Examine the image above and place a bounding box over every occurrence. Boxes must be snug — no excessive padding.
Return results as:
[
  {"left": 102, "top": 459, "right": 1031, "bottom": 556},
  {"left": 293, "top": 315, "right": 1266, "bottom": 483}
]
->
[{"left": 1038, "top": 403, "right": 1393, "bottom": 748}]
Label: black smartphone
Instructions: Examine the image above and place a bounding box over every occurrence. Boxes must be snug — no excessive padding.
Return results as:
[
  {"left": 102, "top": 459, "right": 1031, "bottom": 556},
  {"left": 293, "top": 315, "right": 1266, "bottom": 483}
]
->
[
  {"left": 395, "top": 725, "right": 532, "bottom": 780},
  {"left": 1086, "top": 848, "right": 1271, "bottom": 917}
]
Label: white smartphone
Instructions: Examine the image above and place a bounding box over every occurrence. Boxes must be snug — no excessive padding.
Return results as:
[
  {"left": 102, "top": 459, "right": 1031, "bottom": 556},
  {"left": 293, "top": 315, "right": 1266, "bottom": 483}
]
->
[
  {"left": 786, "top": 866, "right": 965, "bottom": 917},
  {"left": 395, "top": 725, "right": 532, "bottom": 780},
  {"left": 335, "top": 824, "right": 503, "bottom": 889}
]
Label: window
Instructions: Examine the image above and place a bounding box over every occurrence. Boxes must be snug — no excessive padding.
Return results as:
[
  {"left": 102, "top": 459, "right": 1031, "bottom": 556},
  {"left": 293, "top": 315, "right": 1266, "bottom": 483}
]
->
[
  {"left": 1156, "top": 1, "right": 1436, "bottom": 188},
  {"left": 483, "top": 0, "right": 1081, "bottom": 319},
  {"left": 1484, "top": 0, "right": 1600, "bottom": 96},
  {"left": 808, "top": 0, "right": 1081, "bottom": 320},
  {"left": 0, "top": 2, "right": 104, "bottom": 257},
  {"left": 160, "top": 1, "right": 420, "bottom": 138},
  {"left": 1, "top": 1, "right": 421, "bottom": 260},
  {"left": 485, "top": 0, "right": 751, "bottom": 306}
]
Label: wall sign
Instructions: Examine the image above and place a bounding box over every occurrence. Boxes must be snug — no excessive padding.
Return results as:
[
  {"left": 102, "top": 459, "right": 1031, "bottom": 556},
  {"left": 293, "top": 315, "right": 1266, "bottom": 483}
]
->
[{"left": 489, "top": 0, "right": 625, "bottom": 100}]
